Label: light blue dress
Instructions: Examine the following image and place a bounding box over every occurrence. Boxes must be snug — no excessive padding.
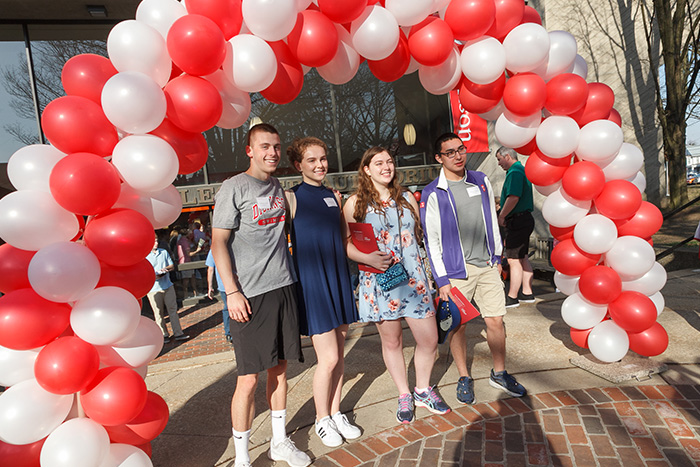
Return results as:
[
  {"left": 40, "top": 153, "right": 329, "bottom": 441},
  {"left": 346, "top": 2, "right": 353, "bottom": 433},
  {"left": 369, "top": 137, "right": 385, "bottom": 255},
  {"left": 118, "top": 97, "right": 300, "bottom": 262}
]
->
[{"left": 357, "top": 193, "right": 435, "bottom": 322}]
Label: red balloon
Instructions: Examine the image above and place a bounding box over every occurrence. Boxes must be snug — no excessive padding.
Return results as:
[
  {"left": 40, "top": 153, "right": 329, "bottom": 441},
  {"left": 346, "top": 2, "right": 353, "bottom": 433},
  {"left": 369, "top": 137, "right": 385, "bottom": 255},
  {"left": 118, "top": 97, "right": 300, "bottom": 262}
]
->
[
  {"left": 83, "top": 208, "right": 155, "bottom": 267},
  {"left": 485, "top": 0, "right": 524, "bottom": 40},
  {"left": 524, "top": 150, "right": 570, "bottom": 186},
  {"left": 503, "top": 72, "right": 547, "bottom": 116},
  {"left": 185, "top": 0, "right": 243, "bottom": 40},
  {"left": 0, "top": 289, "right": 71, "bottom": 350},
  {"left": 608, "top": 291, "right": 657, "bottom": 333},
  {"left": 368, "top": 30, "right": 410, "bottom": 82},
  {"left": 594, "top": 180, "right": 642, "bottom": 220},
  {"left": 137, "top": 442, "right": 153, "bottom": 458},
  {"left": 463, "top": 72, "right": 506, "bottom": 100},
  {"left": 164, "top": 75, "right": 223, "bottom": 133},
  {"left": 49, "top": 152, "right": 121, "bottom": 216},
  {"left": 317, "top": 0, "right": 366, "bottom": 23},
  {"left": 545, "top": 73, "right": 588, "bottom": 115},
  {"left": 408, "top": 16, "right": 454, "bottom": 67},
  {"left": 628, "top": 322, "right": 668, "bottom": 357},
  {"left": 458, "top": 80, "right": 500, "bottom": 114},
  {"left": 608, "top": 108, "right": 622, "bottom": 126},
  {"left": 514, "top": 138, "right": 538, "bottom": 156},
  {"left": 520, "top": 5, "right": 542, "bottom": 25},
  {"left": 569, "top": 82, "right": 615, "bottom": 127},
  {"left": 81, "top": 366, "right": 148, "bottom": 426},
  {"left": 41, "top": 96, "right": 119, "bottom": 157},
  {"left": 550, "top": 225, "right": 575, "bottom": 241},
  {"left": 413, "top": 191, "right": 421, "bottom": 202},
  {"left": 0, "top": 244, "right": 35, "bottom": 294},
  {"left": 614, "top": 201, "right": 663, "bottom": 238},
  {"left": 578, "top": 265, "right": 622, "bottom": 304},
  {"left": 287, "top": 10, "right": 338, "bottom": 68},
  {"left": 444, "top": 0, "right": 496, "bottom": 41},
  {"left": 61, "top": 54, "right": 118, "bottom": 104},
  {"left": 550, "top": 239, "right": 600, "bottom": 276},
  {"left": 167, "top": 14, "right": 226, "bottom": 76},
  {"left": 0, "top": 438, "right": 45, "bottom": 467},
  {"left": 105, "top": 391, "right": 170, "bottom": 444},
  {"left": 150, "top": 119, "right": 209, "bottom": 175},
  {"left": 261, "top": 41, "right": 304, "bottom": 105},
  {"left": 570, "top": 327, "right": 591, "bottom": 349},
  {"left": 34, "top": 336, "right": 99, "bottom": 394},
  {"left": 97, "top": 259, "right": 156, "bottom": 299},
  {"left": 561, "top": 161, "right": 606, "bottom": 201}
]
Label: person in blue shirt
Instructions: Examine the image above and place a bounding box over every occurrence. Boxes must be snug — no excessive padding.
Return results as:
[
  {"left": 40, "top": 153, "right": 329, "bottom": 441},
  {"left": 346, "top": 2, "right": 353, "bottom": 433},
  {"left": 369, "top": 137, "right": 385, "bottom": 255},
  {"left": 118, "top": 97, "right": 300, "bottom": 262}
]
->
[{"left": 206, "top": 250, "right": 232, "bottom": 344}]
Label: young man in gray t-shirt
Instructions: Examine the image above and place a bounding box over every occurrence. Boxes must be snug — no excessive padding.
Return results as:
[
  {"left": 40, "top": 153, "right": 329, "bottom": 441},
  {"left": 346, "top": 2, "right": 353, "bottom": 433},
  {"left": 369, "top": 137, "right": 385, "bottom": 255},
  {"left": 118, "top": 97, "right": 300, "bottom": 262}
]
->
[{"left": 211, "top": 123, "right": 310, "bottom": 467}]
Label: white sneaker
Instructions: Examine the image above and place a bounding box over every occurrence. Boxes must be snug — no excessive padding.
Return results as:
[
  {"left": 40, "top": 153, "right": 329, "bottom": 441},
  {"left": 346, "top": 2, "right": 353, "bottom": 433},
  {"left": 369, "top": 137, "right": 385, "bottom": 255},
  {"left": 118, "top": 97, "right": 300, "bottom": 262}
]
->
[
  {"left": 234, "top": 463, "right": 252, "bottom": 467},
  {"left": 268, "top": 437, "right": 311, "bottom": 467},
  {"left": 315, "top": 416, "right": 343, "bottom": 447},
  {"left": 332, "top": 412, "right": 361, "bottom": 440}
]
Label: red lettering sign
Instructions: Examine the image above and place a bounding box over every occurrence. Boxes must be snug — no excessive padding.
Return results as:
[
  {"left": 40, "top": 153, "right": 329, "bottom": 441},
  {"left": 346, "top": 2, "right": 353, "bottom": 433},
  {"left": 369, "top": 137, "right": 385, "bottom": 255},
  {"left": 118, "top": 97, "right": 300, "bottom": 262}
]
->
[{"left": 449, "top": 90, "right": 489, "bottom": 153}]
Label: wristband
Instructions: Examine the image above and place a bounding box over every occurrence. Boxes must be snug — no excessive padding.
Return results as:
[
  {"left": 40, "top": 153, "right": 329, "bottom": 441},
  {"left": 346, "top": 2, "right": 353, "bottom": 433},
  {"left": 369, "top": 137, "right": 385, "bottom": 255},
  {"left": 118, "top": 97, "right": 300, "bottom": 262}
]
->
[{"left": 226, "top": 290, "right": 241, "bottom": 296}]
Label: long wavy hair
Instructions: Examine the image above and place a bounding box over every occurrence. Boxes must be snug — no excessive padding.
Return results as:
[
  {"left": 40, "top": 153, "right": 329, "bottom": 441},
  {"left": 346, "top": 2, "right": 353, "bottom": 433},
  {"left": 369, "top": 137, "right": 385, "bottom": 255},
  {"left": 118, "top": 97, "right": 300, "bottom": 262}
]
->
[{"left": 352, "top": 146, "right": 423, "bottom": 241}]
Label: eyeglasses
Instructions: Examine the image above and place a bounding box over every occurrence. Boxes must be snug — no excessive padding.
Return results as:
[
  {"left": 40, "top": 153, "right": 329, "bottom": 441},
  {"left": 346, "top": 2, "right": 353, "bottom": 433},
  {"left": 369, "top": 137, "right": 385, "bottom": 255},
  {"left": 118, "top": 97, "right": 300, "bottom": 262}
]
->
[{"left": 438, "top": 145, "right": 467, "bottom": 159}]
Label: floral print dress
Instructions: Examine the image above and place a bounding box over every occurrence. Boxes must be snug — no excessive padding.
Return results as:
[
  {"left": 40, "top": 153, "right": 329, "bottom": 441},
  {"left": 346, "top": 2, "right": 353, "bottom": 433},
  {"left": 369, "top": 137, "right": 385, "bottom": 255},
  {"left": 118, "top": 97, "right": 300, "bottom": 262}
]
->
[{"left": 358, "top": 193, "right": 435, "bottom": 322}]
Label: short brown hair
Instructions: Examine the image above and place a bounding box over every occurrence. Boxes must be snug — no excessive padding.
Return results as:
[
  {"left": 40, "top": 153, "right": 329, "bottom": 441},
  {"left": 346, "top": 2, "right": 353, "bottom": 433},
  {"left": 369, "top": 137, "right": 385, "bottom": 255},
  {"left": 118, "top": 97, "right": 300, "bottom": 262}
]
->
[
  {"left": 247, "top": 123, "right": 279, "bottom": 147},
  {"left": 287, "top": 137, "right": 328, "bottom": 167}
]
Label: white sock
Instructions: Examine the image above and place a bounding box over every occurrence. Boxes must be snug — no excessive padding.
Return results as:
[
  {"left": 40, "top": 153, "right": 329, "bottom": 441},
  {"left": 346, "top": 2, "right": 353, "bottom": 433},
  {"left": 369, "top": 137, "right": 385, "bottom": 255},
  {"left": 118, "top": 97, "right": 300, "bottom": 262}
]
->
[
  {"left": 415, "top": 387, "right": 429, "bottom": 395},
  {"left": 270, "top": 409, "right": 287, "bottom": 445},
  {"left": 232, "top": 428, "right": 250, "bottom": 465}
]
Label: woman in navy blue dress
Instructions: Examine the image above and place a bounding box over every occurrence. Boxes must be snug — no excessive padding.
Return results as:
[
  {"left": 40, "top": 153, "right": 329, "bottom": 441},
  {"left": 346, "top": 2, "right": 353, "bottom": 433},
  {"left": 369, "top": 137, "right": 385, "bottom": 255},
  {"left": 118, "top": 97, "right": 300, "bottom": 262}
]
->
[{"left": 285, "top": 137, "right": 360, "bottom": 448}]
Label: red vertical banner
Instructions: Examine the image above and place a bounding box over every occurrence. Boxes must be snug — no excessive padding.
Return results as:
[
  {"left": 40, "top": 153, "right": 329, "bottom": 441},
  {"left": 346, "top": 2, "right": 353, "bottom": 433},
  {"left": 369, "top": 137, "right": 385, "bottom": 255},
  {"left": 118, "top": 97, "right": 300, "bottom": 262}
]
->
[{"left": 449, "top": 90, "right": 489, "bottom": 153}]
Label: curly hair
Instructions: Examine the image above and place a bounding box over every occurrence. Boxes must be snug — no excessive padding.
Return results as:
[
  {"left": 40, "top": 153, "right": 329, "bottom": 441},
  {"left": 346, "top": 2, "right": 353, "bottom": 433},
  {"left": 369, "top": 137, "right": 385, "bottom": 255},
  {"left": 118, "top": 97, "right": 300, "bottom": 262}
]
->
[
  {"left": 286, "top": 136, "right": 328, "bottom": 167},
  {"left": 352, "top": 146, "right": 423, "bottom": 241}
]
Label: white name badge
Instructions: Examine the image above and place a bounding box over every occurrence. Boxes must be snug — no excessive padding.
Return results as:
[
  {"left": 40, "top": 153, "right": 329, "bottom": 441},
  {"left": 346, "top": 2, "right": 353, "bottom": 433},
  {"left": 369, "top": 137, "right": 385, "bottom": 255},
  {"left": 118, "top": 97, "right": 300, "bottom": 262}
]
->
[
  {"left": 466, "top": 186, "right": 481, "bottom": 197},
  {"left": 256, "top": 196, "right": 271, "bottom": 209},
  {"left": 324, "top": 197, "right": 338, "bottom": 208}
]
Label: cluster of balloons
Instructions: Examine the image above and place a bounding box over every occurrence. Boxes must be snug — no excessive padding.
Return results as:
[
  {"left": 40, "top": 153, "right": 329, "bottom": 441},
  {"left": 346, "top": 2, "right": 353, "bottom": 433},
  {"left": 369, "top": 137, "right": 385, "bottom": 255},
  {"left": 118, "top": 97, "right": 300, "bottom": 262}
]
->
[{"left": 0, "top": 0, "right": 668, "bottom": 464}]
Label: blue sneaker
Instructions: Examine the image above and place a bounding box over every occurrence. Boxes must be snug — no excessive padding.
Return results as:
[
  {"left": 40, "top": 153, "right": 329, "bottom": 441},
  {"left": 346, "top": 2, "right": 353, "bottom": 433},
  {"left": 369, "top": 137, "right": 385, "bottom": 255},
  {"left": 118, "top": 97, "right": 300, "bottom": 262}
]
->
[
  {"left": 489, "top": 369, "right": 527, "bottom": 397},
  {"left": 413, "top": 386, "right": 451, "bottom": 414},
  {"left": 396, "top": 393, "right": 414, "bottom": 424},
  {"left": 456, "top": 376, "right": 475, "bottom": 405}
]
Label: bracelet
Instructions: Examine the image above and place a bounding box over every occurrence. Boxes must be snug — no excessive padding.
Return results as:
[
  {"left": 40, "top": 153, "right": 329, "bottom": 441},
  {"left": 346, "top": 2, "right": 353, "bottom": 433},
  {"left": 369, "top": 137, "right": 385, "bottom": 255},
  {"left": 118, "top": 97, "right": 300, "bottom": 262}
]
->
[{"left": 226, "top": 290, "right": 241, "bottom": 296}]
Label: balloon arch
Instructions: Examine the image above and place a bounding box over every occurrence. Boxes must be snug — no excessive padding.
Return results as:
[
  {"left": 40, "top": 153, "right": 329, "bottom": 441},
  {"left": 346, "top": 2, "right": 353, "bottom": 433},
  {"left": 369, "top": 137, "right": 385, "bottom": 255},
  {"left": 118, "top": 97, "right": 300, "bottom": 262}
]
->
[{"left": 0, "top": 0, "right": 668, "bottom": 464}]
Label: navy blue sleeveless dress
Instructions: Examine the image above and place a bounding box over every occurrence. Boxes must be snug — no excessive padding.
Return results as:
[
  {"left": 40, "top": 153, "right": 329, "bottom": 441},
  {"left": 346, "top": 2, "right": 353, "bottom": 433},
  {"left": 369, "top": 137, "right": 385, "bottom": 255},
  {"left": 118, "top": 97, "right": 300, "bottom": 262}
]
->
[{"left": 290, "top": 183, "right": 358, "bottom": 336}]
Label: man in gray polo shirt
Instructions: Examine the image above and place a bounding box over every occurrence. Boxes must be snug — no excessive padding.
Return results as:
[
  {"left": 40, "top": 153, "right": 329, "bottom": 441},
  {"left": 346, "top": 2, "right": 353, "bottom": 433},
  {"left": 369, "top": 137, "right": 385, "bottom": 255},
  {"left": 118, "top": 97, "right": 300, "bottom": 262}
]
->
[{"left": 211, "top": 123, "right": 310, "bottom": 467}]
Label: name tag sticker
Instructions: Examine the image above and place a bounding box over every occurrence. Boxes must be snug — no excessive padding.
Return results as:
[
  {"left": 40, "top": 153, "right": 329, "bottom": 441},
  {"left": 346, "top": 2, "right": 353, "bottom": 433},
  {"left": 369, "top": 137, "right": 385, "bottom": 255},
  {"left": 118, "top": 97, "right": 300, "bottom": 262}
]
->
[
  {"left": 256, "top": 197, "right": 271, "bottom": 209},
  {"left": 323, "top": 197, "right": 338, "bottom": 208},
  {"left": 466, "top": 186, "right": 481, "bottom": 197}
]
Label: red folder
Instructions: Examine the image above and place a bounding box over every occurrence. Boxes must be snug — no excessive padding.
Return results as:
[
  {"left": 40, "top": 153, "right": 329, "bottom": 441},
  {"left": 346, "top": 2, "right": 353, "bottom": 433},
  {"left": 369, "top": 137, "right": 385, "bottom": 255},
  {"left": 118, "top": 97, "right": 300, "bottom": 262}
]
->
[
  {"left": 348, "top": 222, "right": 383, "bottom": 274},
  {"left": 450, "top": 288, "right": 481, "bottom": 323}
]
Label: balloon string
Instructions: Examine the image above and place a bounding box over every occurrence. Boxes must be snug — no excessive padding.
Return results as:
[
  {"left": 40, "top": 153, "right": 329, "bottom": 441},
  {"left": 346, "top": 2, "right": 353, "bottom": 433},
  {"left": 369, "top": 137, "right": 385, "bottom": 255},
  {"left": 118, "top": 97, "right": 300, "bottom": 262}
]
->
[{"left": 76, "top": 392, "right": 86, "bottom": 418}]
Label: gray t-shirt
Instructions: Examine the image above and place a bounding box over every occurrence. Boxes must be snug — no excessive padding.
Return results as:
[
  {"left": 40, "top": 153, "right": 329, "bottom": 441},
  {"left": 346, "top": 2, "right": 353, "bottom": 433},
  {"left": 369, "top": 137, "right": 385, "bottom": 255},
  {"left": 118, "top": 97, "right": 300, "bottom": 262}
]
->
[
  {"left": 447, "top": 177, "right": 490, "bottom": 267},
  {"left": 212, "top": 173, "right": 296, "bottom": 298}
]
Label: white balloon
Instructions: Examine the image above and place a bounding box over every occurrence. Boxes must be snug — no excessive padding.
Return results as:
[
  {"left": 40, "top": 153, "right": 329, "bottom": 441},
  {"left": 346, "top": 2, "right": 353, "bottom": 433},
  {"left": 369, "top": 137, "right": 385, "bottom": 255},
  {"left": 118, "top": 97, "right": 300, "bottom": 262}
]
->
[
  {"left": 295, "top": 0, "right": 313, "bottom": 11},
  {"left": 532, "top": 31, "right": 577, "bottom": 81},
  {"left": 385, "top": 0, "right": 434, "bottom": 26},
  {"left": 99, "top": 443, "right": 153, "bottom": 467},
  {"left": 28, "top": 241, "right": 100, "bottom": 303},
  {"left": 503, "top": 23, "right": 550, "bottom": 73},
  {"left": 107, "top": 20, "right": 172, "bottom": 88},
  {"left": 71, "top": 287, "right": 142, "bottom": 346},
  {"left": 135, "top": 0, "right": 187, "bottom": 39},
  {"left": 204, "top": 70, "right": 252, "bottom": 129},
  {"left": 554, "top": 271, "right": 579, "bottom": 296},
  {"left": 494, "top": 110, "right": 541, "bottom": 148},
  {"left": 0, "top": 191, "right": 79, "bottom": 251},
  {"left": 98, "top": 316, "right": 164, "bottom": 368},
  {"left": 573, "top": 214, "right": 618, "bottom": 255},
  {"left": 478, "top": 99, "right": 505, "bottom": 122},
  {"left": 0, "top": 379, "right": 73, "bottom": 444},
  {"left": 571, "top": 54, "right": 588, "bottom": 79},
  {"left": 648, "top": 291, "right": 665, "bottom": 316},
  {"left": 223, "top": 34, "right": 277, "bottom": 92},
  {"left": 405, "top": 55, "right": 420, "bottom": 75},
  {"left": 627, "top": 171, "right": 647, "bottom": 194},
  {"left": 604, "top": 235, "right": 656, "bottom": 281},
  {"left": 534, "top": 181, "right": 562, "bottom": 196},
  {"left": 40, "top": 418, "right": 110, "bottom": 467},
  {"left": 601, "top": 143, "right": 644, "bottom": 181},
  {"left": 460, "top": 36, "right": 506, "bottom": 85},
  {"left": 7, "top": 144, "right": 65, "bottom": 192},
  {"left": 241, "top": 0, "right": 298, "bottom": 42},
  {"left": 575, "top": 119, "right": 624, "bottom": 163},
  {"left": 536, "top": 116, "right": 580, "bottom": 159},
  {"left": 418, "top": 47, "right": 462, "bottom": 95},
  {"left": 351, "top": 5, "right": 400, "bottom": 61},
  {"left": 588, "top": 320, "right": 629, "bottom": 363},
  {"left": 134, "top": 364, "right": 149, "bottom": 379},
  {"left": 0, "top": 345, "right": 39, "bottom": 386},
  {"left": 114, "top": 184, "right": 183, "bottom": 229},
  {"left": 112, "top": 135, "right": 179, "bottom": 193},
  {"left": 561, "top": 293, "right": 608, "bottom": 330},
  {"left": 621, "top": 262, "right": 667, "bottom": 295},
  {"left": 541, "top": 187, "right": 590, "bottom": 228},
  {"left": 317, "top": 25, "right": 361, "bottom": 85},
  {"left": 101, "top": 71, "right": 167, "bottom": 134}
]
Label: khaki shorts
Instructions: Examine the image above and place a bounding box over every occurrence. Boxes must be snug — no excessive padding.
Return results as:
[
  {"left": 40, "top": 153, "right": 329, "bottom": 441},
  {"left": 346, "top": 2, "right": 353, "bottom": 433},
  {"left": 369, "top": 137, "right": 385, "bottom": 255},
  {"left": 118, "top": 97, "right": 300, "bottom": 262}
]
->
[{"left": 450, "top": 264, "right": 506, "bottom": 318}]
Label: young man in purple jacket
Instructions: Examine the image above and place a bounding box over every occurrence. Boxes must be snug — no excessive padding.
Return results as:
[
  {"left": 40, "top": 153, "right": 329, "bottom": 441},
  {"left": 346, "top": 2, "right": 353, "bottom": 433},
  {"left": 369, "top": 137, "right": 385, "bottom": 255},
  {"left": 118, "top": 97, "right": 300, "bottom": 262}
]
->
[{"left": 420, "top": 132, "right": 527, "bottom": 405}]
